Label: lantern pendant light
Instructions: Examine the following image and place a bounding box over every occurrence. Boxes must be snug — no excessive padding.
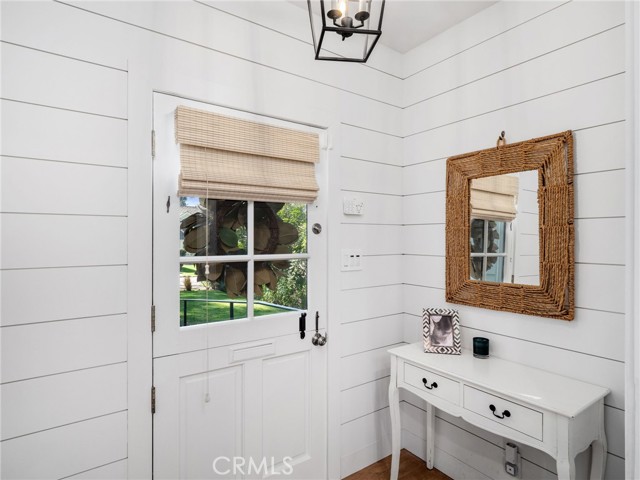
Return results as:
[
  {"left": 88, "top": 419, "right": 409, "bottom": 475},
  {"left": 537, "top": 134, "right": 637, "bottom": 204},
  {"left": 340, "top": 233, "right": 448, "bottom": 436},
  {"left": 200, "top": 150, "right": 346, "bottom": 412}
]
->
[{"left": 307, "top": 0, "right": 386, "bottom": 63}]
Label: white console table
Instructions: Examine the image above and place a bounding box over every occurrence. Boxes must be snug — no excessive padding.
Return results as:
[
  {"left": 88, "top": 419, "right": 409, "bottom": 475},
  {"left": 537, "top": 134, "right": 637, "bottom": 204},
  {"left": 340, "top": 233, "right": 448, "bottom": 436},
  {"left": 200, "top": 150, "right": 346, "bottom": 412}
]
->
[{"left": 388, "top": 343, "right": 609, "bottom": 480}]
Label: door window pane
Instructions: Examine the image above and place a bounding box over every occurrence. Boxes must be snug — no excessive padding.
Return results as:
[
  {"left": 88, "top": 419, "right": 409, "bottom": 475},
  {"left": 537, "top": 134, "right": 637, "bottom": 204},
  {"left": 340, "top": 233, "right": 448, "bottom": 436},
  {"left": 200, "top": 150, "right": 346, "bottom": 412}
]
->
[
  {"left": 255, "top": 259, "right": 307, "bottom": 312},
  {"left": 470, "top": 219, "right": 485, "bottom": 253},
  {"left": 254, "top": 202, "right": 307, "bottom": 255},
  {"left": 180, "top": 198, "right": 248, "bottom": 257},
  {"left": 179, "top": 262, "right": 248, "bottom": 325}
]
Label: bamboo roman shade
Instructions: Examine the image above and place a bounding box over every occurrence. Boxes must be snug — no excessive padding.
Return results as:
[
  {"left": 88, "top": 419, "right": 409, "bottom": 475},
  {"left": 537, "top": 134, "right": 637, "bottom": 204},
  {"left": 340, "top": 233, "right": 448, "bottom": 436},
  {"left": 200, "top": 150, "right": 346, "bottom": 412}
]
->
[
  {"left": 470, "top": 175, "right": 519, "bottom": 222},
  {"left": 175, "top": 106, "right": 320, "bottom": 203}
]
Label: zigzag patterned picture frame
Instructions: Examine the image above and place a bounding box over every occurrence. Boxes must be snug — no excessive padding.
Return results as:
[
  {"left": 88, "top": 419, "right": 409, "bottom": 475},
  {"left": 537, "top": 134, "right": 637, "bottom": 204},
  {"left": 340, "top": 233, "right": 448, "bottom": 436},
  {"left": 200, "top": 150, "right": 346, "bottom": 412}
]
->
[{"left": 423, "top": 308, "right": 461, "bottom": 355}]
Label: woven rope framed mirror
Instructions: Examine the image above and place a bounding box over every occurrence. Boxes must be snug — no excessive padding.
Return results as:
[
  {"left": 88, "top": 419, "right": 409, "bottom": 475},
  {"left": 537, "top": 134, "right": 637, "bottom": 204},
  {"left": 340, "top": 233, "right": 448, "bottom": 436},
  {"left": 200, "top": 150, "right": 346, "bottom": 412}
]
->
[{"left": 445, "top": 131, "right": 574, "bottom": 320}]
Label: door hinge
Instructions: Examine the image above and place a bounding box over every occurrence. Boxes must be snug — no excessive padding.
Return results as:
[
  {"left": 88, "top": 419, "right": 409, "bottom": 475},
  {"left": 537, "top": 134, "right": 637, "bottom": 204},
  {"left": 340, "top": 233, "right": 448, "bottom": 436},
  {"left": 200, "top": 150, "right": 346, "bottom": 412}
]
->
[
  {"left": 151, "top": 386, "right": 156, "bottom": 414},
  {"left": 151, "top": 130, "right": 156, "bottom": 159},
  {"left": 151, "top": 305, "right": 156, "bottom": 333}
]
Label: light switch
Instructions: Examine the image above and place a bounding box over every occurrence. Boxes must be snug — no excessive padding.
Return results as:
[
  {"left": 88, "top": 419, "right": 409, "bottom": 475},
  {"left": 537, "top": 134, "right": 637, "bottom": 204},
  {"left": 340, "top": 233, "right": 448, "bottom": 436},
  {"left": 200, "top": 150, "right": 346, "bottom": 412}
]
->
[
  {"left": 341, "top": 249, "right": 363, "bottom": 271},
  {"left": 343, "top": 197, "right": 365, "bottom": 215}
]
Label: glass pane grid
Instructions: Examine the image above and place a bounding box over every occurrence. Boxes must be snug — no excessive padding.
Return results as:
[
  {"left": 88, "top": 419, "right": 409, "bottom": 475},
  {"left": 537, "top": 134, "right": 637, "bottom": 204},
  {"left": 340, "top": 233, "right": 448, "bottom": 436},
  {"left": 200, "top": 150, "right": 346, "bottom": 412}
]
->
[{"left": 179, "top": 198, "right": 308, "bottom": 327}]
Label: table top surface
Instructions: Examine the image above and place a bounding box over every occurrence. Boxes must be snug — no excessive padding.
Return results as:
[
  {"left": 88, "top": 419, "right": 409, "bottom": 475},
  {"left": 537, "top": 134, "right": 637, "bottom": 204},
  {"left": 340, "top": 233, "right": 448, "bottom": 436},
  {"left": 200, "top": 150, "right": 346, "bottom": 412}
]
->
[{"left": 389, "top": 343, "right": 610, "bottom": 418}]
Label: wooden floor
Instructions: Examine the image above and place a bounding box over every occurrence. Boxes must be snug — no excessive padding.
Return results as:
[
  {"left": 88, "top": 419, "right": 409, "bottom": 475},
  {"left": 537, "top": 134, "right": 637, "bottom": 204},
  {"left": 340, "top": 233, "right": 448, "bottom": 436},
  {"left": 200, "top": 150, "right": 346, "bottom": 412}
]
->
[{"left": 344, "top": 449, "right": 452, "bottom": 480}]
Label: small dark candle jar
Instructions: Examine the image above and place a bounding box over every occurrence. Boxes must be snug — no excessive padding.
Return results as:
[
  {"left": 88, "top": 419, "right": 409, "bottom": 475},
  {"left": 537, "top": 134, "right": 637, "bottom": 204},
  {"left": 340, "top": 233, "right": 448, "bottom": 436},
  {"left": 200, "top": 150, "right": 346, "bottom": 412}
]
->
[{"left": 473, "top": 337, "right": 489, "bottom": 358}]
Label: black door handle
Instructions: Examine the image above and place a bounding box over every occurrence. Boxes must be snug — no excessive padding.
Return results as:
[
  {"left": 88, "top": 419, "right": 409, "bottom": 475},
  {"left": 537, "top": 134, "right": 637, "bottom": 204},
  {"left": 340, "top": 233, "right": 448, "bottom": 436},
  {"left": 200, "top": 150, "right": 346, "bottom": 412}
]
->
[
  {"left": 422, "top": 378, "right": 438, "bottom": 390},
  {"left": 489, "top": 404, "right": 511, "bottom": 419},
  {"left": 299, "top": 312, "right": 306, "bottom": 339}
]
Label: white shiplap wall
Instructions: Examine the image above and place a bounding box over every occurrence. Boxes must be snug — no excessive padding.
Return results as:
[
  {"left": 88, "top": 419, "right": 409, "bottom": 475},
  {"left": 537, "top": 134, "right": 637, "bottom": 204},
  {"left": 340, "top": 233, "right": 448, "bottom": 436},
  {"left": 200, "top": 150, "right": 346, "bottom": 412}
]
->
[
  {"left": 0, "top": 1, "right": 631, "bottom": 479},
  {"left": 338, "top": 125, "right": 405, "bottom": 476},
  {"left": 400, "top": 2, "right": 626, "bottom": 479},
  {"left": 0, "top": 1, "right": 404, "bottom": 478},
  {"left": 0, "top": 34, "right": 129, "bottom": 479}
]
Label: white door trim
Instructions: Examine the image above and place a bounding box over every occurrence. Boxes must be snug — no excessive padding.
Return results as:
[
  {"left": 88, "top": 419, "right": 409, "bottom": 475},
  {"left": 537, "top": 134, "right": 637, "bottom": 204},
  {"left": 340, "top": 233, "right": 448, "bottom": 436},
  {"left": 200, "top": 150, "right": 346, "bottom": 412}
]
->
[{"left": 625, "top": 1, "right": 639, "bottom": 478}]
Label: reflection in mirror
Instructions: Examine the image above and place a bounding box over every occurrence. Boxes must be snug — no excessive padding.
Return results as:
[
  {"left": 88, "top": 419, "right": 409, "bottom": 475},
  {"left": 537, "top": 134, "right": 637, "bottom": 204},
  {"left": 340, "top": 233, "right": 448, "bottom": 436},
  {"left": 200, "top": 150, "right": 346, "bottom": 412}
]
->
[{"left": 469, "top": 169, "right": 539, "bottom": 286}]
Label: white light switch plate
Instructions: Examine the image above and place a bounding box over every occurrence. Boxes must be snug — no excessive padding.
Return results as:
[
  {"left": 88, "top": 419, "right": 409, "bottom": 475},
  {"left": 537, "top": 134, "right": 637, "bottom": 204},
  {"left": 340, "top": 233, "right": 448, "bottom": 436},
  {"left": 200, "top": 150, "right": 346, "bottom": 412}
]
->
[
  {"left": 343, "top": 197, "right": 364, "bottom": 215},
  {"left": 341, "top": 249, "right": 363, "bottom": 271}
]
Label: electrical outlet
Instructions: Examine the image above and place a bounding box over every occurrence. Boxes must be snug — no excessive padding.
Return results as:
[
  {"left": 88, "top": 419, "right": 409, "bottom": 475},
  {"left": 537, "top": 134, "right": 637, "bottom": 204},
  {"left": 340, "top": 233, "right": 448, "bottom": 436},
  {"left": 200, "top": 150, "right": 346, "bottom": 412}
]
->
[{"left": 504, "top": 442, "right": 521, "bottom": 478}]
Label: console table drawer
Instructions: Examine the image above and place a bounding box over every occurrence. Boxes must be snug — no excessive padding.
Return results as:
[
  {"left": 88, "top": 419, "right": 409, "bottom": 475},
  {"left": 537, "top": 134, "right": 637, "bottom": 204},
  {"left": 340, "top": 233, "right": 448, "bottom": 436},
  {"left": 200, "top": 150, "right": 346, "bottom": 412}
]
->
[
  {"left": 463, "top": 386, "right": 543, "bottom": 440},
  {"left": 404, "top": 363, "right": 459, "bottom": 404}
]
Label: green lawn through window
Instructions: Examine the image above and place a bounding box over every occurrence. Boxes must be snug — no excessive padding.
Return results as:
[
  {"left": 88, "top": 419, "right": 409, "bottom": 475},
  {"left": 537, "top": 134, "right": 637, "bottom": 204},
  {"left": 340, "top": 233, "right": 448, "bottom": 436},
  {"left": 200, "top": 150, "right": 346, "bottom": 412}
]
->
[{"left": 179, "top": 290, "right": 291, "bottom": 325}]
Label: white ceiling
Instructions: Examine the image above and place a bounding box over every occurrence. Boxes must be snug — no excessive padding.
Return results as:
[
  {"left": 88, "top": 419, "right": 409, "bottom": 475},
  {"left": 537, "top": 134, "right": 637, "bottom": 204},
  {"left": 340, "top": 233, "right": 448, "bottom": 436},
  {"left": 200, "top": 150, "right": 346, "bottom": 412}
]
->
[
  {"left": 380, "top": 1, "right": 497, "bottom": 53},
  {"left": 290, "top": 0, "right": 496, "bottom": 54}
]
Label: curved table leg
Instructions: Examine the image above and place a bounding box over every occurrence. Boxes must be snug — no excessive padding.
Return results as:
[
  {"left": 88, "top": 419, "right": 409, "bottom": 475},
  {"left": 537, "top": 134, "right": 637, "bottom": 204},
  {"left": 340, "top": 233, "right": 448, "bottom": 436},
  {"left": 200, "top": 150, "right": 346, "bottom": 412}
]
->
[
  {"left": 426, "top": 403, "right": 435, "bottom": 469},
  {"left": 589, "top": 421, "right": 607, "bottom": 480},
  {"left": 557, "top": 456, "right": 576, "bottom": 480}
]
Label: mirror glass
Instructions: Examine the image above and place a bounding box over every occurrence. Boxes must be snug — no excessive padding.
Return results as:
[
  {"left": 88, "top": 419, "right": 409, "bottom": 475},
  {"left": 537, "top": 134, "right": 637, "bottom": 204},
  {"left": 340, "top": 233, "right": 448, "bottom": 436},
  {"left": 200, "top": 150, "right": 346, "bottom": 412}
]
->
[{"left": 469, "top": 169, "right": 539, "bottom": 286}]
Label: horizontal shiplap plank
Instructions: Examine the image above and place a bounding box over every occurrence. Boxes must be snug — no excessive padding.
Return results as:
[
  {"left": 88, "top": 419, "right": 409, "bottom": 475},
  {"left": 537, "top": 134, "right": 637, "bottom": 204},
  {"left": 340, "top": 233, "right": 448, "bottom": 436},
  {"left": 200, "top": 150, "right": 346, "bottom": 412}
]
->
[
  {"left": 1, "top": 214, "right": 127, "bottom": 269},
  {"left": 340, "top": 158, "right": 402, "bottom": 196},
  {"left": 403, "top": 285, "right": 625, "bottom": 363},
  {"left": 1, "top": 100, "right": 127, "bottom": 167},
  {"left": 403, "top": 192, "right": 445, "bottom": 225},
  {"left": 1, "top": 42, "right": 127, "bottom": 118},
  {"left": 0, "top": 411, "right": 127, "bottom": 480},
  {"left": 402, "top": 1, "right": 564, "bottom": 79},
  {"left": 1, "top": 363, "right": 127, "bottom": 440},
  {"left": 575, "top": 263, "right": 625, "bottom": 313},
  {"left": 403, "top": 224, "right": 445, "bottom": 257},
  {"left": 404, "top": 26, "right": 624, "bottom": 135},
  {"left": 339, "top": 285, "right": 403, "bottom": 324},
  {"left": 340, "top": 255, "right": 402, "bottom": 291},
  {"left": 341, "top": 124, "right": 403, "bottom": 166},
  {"left": 340, "top": 315, "right": 404, "bottom": 358},
  {"left": 575, "top": 169, "right": 626, "bottom": 219},
  {"left": 404, "top": 74, "right": 625, "bottom": 166},
  {"left": 340, "top": 407, "right": 392, "bottom": 478},
  {"left": 1, "top": 315, "right": 127, "bottom": 383},
  {"left": 403, "top": 1, "right": 624, "bottom": 105},
  {"left": 66, "top": 460, "right": 128, "bottom": 480},
  {"left": 0, "top": 2, "right": 129, "bottom": 71},
  {"left": 402, "top": 255, "right": 445, "bottom": 289},
  {"left": 1, "top": 157, "right": 127, "bottom": 216},
  {"left": 576, "top": 217, "right": 625, "bottom": 265},
  {"left": 605, "top": 406, "right": 625, "bottom": 459},
  {"left": 341, "top": 224, "right": 402, "bottom": 256},
  {"left": 59, "top": 0, "right": 401, "bottom": 107},
  {"left": 340, "top": 376, "right": 390, "bottom": 425},
  {"left": 1, "top": 265, "right": 127, "bottom": 326},
  {"left": 574, "top": 122, "right": 625, "bottom": 174},
  {"left": 341, "top": 343, "right": 403, "bottom": 391},
  {"left": 403, "top": 158, "right": 446, "bottom": 193},
  {"left": 2, "top": 3, "right": 403, "bottom": 137},
  {"left": 340, "top": 191, "right": 403, "bottom": 225}
]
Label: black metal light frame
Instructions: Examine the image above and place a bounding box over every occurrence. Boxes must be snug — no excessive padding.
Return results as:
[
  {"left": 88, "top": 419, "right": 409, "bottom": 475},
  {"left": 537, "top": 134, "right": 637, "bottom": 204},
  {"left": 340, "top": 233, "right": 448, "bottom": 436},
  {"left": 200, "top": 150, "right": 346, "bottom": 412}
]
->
[{"left": 307, "top": 0, "right": 386, "bottom": 63}]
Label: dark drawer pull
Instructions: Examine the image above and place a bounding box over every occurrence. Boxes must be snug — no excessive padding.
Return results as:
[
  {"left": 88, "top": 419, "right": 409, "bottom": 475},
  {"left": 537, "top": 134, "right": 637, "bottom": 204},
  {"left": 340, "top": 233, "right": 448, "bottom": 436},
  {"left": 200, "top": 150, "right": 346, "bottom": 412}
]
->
[
  {"left": 422, "top": 378, "right": 438, "bottom": 390},
  {"left": 489, "top": 404, "right": 511, "bottom": 419}
]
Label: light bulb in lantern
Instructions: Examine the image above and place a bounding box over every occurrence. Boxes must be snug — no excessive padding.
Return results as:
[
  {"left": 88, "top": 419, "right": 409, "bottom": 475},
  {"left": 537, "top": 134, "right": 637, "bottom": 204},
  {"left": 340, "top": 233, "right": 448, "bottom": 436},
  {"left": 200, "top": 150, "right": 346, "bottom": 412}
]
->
[{"left": 355, "top": 0, "right": 370, "bottom": 22}]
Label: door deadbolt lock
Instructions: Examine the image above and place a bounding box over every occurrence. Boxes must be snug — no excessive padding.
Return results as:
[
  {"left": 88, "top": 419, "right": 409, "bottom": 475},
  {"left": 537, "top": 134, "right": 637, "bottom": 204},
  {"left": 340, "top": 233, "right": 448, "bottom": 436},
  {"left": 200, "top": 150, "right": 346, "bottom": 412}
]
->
[
  {"left": 311, "top": 311, "right": 327, "bottom": 346},
  {"left": 312, "top": 223, "right": 322, "bottom": 235}
]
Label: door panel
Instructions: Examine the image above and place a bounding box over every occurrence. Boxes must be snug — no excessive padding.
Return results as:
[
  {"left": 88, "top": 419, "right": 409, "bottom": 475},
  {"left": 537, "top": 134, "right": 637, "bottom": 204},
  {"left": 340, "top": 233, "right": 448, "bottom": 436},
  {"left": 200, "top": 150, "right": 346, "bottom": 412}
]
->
[
  {"left": 179, "top": 367, "right": 243, "bottom": 480},
  {"left": 152, "top": 93, "right": 327, "bottom": 479},
  {"left": 154, "top": 335, "right": 326, "bottom": 479}
]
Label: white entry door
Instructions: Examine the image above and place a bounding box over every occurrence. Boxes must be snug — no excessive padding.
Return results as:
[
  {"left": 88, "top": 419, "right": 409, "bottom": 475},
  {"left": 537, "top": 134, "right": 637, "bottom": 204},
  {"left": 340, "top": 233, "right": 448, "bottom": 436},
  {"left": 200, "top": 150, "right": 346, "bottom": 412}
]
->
[{"left": 152, "top": 93, "right": 328, "bottom": 479}]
